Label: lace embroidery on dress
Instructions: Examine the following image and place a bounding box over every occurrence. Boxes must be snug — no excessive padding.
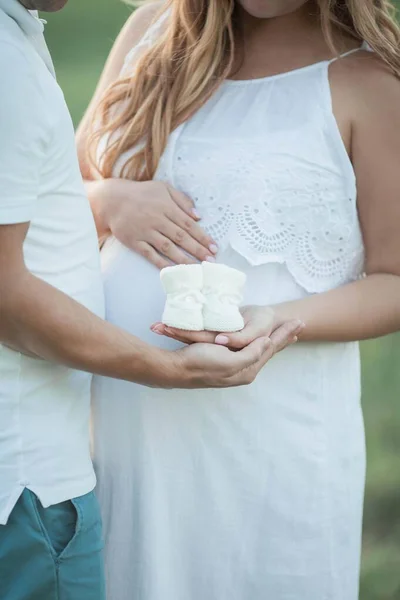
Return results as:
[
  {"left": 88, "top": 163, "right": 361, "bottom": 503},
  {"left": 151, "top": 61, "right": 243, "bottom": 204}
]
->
[{"left": 168, "top": 141, "right": 364, "bottom": 293}]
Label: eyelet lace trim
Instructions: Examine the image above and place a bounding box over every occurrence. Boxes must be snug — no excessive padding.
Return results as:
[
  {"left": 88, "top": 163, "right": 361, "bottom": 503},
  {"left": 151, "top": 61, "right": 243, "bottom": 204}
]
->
[{"left": 160, "top": 143, "right": 365, "bottom": 294}]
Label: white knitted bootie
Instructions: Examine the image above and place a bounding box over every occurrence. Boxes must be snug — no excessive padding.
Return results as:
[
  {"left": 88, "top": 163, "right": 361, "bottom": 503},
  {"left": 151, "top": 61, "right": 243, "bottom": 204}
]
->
[
  {"left": 202, "top": 262, "right": 246, "bottom": 332},
  {"left": 160, "top": 264, "right": 204, "bottom": 331}
]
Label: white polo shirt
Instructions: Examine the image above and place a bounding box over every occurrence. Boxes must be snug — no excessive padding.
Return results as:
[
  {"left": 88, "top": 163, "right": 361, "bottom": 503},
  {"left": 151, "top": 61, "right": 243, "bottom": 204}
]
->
[{"left": 0, "top": 0, "right": 105, "bottom": 524}]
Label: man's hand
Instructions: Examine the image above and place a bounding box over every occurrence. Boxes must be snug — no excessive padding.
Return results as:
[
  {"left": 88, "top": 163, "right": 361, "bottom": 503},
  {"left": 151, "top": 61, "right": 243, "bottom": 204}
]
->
[{"left": 159, "top": 317, "right": 304, "bottom": 389}]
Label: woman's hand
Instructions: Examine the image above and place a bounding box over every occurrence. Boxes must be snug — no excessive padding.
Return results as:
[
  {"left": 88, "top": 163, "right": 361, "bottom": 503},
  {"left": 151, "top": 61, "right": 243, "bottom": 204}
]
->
[
  {"left": 151, "top": 306, "right": 305, "bottom": 350},
  {"left": 92, "top": 178, "right": 218, "bottom": 268}
]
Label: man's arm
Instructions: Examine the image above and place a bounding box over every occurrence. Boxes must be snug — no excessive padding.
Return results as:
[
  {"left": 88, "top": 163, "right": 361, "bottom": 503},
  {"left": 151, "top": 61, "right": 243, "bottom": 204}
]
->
[
  {"left": 0, "top": 43, "right": 172, "bottom": 385},
  {"left": 0, "top": 41, "right": 177, "bottom": 386},
  {"left": 0, "top": 222, "right": 179, "bottom": 385},
  {"left": 1, "top": 222, "right": 301, "bottom": 389}
]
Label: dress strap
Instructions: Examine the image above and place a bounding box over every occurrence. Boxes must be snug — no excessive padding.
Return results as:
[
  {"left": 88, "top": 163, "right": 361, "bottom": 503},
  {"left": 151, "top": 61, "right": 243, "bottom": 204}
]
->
[{"left": 328, "top": 41, "right": 369, "bottom": 64}]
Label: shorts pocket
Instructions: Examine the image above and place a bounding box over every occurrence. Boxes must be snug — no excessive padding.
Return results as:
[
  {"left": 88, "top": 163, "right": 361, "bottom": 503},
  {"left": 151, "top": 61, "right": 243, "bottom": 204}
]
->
[
  {"left": 60, "top": 491, "right": 104, "bottom": 561},
  {"left": 30, "top": 492, "right": 80, "bottom": 560}
]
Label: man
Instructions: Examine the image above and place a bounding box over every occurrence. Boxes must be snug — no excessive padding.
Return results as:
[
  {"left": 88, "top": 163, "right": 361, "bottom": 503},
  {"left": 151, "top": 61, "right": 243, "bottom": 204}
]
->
[{"left": 0, "top": 0, "right": 300, "bottom": 598}]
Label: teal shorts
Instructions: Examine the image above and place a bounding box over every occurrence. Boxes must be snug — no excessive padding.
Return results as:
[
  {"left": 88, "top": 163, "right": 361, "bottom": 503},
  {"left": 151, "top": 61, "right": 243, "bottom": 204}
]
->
[{"left": 0, "top": 488, "right": 105, "bottom": 600}]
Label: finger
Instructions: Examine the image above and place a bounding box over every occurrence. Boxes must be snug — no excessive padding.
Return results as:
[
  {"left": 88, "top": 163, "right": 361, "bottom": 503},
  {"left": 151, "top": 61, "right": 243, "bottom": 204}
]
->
[
  {"left": 226, "top": 322, "right": 305, "bottom": 386},
  {"left": 153, "top": 329, "right": 196, "bottom": 345},
  {"left": 228, "top": 335, "right": 280, "bottom": 387},
  {"left": 166, "top": 184, "right": 200, "bottom": 221},
  {"left": 229, "top": 336, "right": 273, "bottom": 375},
  {"left": 151, "top": 323, "right": 217, "bottom": 344},
  {"left": 159, "top": 221, "right": 216, "bottom": 263},
  {"left": 269, "top": 320, "right": 305, "bottom": 354},
  {"left": 215, "top": 321, "right": 261, "bottom": 349},
  {"left": 134, "top": 241, "right": 171, "bottom": 270},
  {"left": 150, "top": 232, "right": 197, "bottom": 265},
  {"left": 166, "top": 203, "right": 218, "bottom": 255}
]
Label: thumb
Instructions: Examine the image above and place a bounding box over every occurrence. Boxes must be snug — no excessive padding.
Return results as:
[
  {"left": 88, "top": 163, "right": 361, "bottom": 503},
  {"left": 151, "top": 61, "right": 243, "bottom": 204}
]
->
[
  {"left": 269, "top": 320, "right": 304, "bottom": 353},
  {"left": 215, "top": 321, "right": 260, "bottom": 349},
  {"left": 233, "top": 336, "right": 273, "bottom": 370}
]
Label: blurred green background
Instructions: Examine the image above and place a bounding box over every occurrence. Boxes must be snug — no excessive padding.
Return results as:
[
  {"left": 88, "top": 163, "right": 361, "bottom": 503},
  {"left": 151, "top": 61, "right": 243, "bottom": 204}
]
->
[{"left": 44, "top": 2, "right": 400, "bottom": 598}]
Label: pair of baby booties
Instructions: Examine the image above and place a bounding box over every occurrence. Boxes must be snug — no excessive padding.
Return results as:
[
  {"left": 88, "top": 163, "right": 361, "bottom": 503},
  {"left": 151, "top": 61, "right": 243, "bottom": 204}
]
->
[{"left": 160, "top": 262, "right": 247, "bottom": 333}]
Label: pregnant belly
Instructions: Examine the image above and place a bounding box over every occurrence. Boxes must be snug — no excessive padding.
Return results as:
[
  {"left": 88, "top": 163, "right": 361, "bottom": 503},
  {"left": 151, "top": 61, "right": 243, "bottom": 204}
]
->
[{"left": 101, "top": 238, "right": 181, "bottom": 349}]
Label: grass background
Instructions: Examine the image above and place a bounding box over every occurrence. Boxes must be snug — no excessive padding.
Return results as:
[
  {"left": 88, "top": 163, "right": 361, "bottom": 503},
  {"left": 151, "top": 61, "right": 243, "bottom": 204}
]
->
[{"left": 44, "top": 2, "right": 400, "bottom": 597}]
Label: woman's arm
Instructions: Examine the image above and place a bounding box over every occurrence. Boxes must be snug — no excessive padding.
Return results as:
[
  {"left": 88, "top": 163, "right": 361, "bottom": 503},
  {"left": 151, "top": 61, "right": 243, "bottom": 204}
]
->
[
  {"left": 76, "top": 2, "right": 217, "bottom": 267},
  {"left": 154, "top": 55, "right": 400, "bottom": 346},
  {"left": 77, "top": 1, "right": 161, "bottom": 238},
  {"left": 274, "top": 55, "right": 400, "bottom": 342},
  {"left": 273, "top": 275, "right": 400, "bottom": 342},
  {"left": 77, "top": 2, "right": 163, "bottom": 243},
  {"left": 76, "top": 1, "right": 163, "bottom": 188}
]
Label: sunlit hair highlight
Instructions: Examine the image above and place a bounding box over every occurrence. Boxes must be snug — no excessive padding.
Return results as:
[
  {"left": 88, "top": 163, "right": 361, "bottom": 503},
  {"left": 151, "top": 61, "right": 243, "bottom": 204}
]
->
[{"left": 89, "top": 0, "right": 400, "bottom": 182}]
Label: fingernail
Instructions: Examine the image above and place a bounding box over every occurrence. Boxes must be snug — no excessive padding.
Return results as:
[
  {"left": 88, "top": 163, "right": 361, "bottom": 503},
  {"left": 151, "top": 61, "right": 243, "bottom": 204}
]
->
[
  {"left": 206, "top": 256, "right": 216, "bottom": 262},
  {"left": 215, "top": 335, "right": 229, "bottom": 345},
  {"left": 191, "top": 209, "right": 201, "bottom": 219},
  {"left": 209, "top": 244, "right": 218, "bottom": 254},
  {"left": 292, "top": 336, "right": 298, "bottom": 344}
]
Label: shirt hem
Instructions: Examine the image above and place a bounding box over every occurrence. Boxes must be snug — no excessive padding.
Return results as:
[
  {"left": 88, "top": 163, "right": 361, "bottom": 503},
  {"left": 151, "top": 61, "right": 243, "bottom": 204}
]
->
[
  {"left": 0, "top": 473, "right": 96, "bottom": 525},
  {"left": 0, "top": 205, "right": 35, "bottom": 224}
]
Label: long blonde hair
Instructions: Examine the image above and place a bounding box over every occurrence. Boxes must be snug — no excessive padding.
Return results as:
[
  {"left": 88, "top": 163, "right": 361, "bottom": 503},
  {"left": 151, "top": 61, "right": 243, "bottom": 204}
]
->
[{"left": 89, "top": 0, "right": 400, "bottom": 182}]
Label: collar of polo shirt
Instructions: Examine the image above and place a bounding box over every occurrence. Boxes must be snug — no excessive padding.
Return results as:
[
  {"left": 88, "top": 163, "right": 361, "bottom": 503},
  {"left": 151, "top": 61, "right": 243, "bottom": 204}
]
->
[{"left": 0, "top": 0, "right": 44, "bottom": 36}]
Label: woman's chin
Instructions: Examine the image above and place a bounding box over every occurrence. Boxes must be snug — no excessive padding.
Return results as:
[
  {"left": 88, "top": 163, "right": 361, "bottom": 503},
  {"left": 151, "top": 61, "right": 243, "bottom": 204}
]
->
[{"left": 237, "top": 0, "right": 309, "bottom": 20}]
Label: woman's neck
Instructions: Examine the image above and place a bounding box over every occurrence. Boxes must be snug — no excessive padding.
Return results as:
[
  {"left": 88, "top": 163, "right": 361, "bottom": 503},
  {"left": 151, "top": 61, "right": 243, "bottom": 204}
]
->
[
  {"left": 232, "top": 2, "right": 357, "bottom": 80},
  {"left": 237, "top": 1, "right": 317, "bottom": 39}
]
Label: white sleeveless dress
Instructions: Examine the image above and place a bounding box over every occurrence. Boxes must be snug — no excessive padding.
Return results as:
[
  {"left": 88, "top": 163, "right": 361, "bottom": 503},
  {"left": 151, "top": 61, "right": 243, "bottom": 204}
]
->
[{"left": 92, "top": 16, "right": 366, "bottom": 600}]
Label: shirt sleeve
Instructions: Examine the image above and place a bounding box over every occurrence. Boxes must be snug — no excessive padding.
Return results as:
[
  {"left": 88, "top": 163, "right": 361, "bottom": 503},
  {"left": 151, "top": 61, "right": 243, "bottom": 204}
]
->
[{"left": 0, "top": 41, "right": 49, "bottom": 224}]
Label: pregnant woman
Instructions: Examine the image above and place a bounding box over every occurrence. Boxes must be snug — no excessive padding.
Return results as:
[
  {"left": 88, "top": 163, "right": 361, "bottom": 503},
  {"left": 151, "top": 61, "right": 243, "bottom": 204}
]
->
[{"left": 77, "top": 0, "right": 400, "bottom": 598}]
